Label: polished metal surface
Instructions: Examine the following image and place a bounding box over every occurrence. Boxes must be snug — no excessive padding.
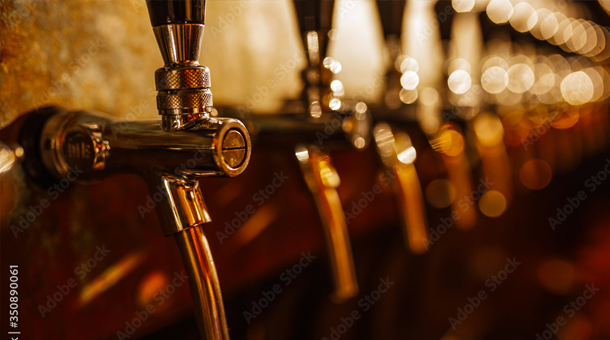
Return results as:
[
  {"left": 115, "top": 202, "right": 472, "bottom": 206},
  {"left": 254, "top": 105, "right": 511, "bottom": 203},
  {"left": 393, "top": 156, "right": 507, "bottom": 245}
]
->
[
  {"left": 175, "top": 226, "right": 229, "bottom": 340},
  {"left": 153, "top": 24, "right": 205, "bottom": 66},
  {"left": 240, "top": 108, "right": 371, "bottom": 150},
  {"left": 35, "top": 106, "right": 249, "bottom": 340},
  {"left": 431, "top": 125, "right": 477, "bottom": 230},
  {"left": 155, "top": 175, "right": 212, "bottom": 234},
  {"left": 143, "top": 2, "right": 235, "bottom": 337},
  {"left": 155, "top": 65, "right": 211, "bottom": 90},
  {"left": 156, "top": 89, "right": 213, "bottom": 113},
  {"left": 373, "top": 123, "right": 428, "bottom": 254},
  {"left": 296, "top": 145, "right": 359, "bottom": 303},
  {"left": 38, "top": 109, "right": 251, "bottom": 184}
]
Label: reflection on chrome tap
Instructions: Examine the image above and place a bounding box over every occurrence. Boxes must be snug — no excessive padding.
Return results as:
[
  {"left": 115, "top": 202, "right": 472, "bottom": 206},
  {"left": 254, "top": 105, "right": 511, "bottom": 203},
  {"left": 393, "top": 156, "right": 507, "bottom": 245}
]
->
[
  {"left": 0, "top": 141, "right": 23, "bottom": 175},
  {"left": 20, "top": 105, "right": 250, "bottom": 340},
  {"left": 373, "top": 123, "right": 429, "bottom": 254},
  {"left": 296, "top": 144, "right": 359, "bottom": 303}
]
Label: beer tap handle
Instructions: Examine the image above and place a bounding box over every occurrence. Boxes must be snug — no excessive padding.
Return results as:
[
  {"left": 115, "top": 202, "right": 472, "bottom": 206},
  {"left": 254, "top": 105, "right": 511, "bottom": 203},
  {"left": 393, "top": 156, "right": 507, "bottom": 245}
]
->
[
  {"left": 295, "top": 145, "right": 359, "bottom": 303},
  {"left": 431, "top": 125, "right": 477, "bottom": 230},
  {"left": 374, "top": 123, "right": 429, "bottom": 253}
]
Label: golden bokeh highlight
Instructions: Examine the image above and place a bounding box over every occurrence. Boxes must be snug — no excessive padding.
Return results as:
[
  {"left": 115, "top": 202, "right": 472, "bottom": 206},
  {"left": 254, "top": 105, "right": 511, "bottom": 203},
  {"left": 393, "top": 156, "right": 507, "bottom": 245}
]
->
[
  {"left": 486, "top": 0, "right": 513, "bottom": 24},
  {"left": 561, "top": 71, "right": 594, "bottom": 106},
  {"left": 399, "top": 88, "right": 418, "bottom": 104},
  {"left": 507, "top": 63, "right": 535, "bottom": 94},
  {"left": 425, "top": 179, "right": 456, "bottom": 209},
  {"left": 536, "top": 258, "right": 575, "bottom": 295},
  {"left": 448, "top": 70, "right": 472, "bottom": 94},
  {"left": 474, "top": 113, "right": 504, "bottom": 147},
  {"left": 509, "top": 2, "right": 537, "bottom": 33},
  {"left": 481, "top": 66, "right": 508, "bottom": 94},
  {"left": 519, "top": 159, "right": 553, "bottom": 190},
  {"left": 401, "top": 71, "right": 420, "bottom": 90},
  {"left": 452, "top": 0, "right": 475, "bottom": 13},
  {"left": 432, "top": 129, "right": 465, "bottom": 157},
  {"left": 137, "top": 271, "right": 169, "bottom": 308},
  {"left": 478, "top": 190, "right": 507, "bottom": 217}
]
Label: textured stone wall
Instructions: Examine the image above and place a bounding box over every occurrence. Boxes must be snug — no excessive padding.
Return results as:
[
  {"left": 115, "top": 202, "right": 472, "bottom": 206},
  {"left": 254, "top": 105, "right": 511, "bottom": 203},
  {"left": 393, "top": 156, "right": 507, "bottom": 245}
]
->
[{"left": 0, "top": 0, "right": 313, "bottom": 127}]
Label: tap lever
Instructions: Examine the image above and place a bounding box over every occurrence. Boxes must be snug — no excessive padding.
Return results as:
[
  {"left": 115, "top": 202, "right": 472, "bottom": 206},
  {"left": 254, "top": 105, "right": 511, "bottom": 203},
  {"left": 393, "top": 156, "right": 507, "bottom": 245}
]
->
[
  {"left": 148, "top": 174, "right": 212, "bottom": 235},
  {"left": 431, "top": 125, "right": 477, "bottom": 230},
  {"left": 296, "top": 145, "right": 358, "bottom": 303},
  {"left": 27, "top": 107, "right": 250, "bottom": 340},
  {"left": 293, "top": 0, "right": 335, "bottom": 62},
  {"left": 373, "top": 123, "right": 428, "bottom": 254}
]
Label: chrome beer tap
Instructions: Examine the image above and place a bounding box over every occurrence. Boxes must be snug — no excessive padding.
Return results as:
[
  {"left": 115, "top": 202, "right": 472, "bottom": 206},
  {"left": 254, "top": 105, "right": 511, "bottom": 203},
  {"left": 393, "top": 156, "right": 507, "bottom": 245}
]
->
[
  {"left": 371, "top": 0, "right": 429, "bottom": 254},
  {"left": 291, "top": 0, "right": 365, "bottom": 303},
  {"left": 16, "top": 1, "right": 251, "bottom": 339},
  {"left": 218, "top": 0, "right": 368, "bottom": 303}
]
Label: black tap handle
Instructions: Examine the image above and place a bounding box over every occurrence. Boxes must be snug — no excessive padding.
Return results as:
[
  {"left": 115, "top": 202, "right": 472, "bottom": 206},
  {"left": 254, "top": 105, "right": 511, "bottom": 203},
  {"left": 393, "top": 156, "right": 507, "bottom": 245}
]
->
[
  {"left": 146, "top": 0, "right": 206, "bottom": 27},
  {"left": 293, "top": 0, "right": 335, "bottom": 33},
  {"left": 376, "top": 0, "right": 406, "bottom": 38}
]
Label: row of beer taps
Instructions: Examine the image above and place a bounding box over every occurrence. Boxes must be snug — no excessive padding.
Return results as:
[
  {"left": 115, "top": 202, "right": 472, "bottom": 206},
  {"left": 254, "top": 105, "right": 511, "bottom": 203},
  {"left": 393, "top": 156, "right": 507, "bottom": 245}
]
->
[
  {"left": 2, "top": 0, "right": 609, "bottom": 339},
  {"left": 219, "top": 0, "right": 610, "bottom": 319}
]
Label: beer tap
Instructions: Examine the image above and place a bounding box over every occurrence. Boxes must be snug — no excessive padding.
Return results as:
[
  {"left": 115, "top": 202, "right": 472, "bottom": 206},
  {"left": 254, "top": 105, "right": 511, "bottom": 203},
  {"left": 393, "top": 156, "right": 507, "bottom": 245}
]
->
[
  {"left": 16, "top": 1, "right": 252, "bottom": 339},
  {"left": 292, "top": 0, "right": 368, "bottom": 303},
  {"left": 421, "top": 3, "right": 478, "bottom": 230},
  {"left": 447, "top": 8, "right": 514, "bottom": 220},
  {"left": 372, "top": 0, "right": 429, "bottom": 253},
  {"left": 218, "top": 0, "right": 367, "bottom": 303}
]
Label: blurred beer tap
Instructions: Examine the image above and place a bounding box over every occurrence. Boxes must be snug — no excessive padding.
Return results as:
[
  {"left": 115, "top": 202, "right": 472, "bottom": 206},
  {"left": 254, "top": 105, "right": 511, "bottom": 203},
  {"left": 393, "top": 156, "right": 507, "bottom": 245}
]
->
[
  {"left": 293, "top": 0, "right": 335, "bottom": 117},
  {"left": 217, "top": 0, "right": 367, "bottom": 303},
  {"left": 444, "top": 6, "right": 514, "bottom": 220},
  {"left": 225, "top": 0, "right": 368, "bottom": 303},
  {"left": 289, "top": 0, "right": 365, "bottom": 303},
  {"left": 13, "top": 1, "right": 253, "bottom": 339},
  {"left": 417, "top": 6, "right": 480, "bottom": 230},
  {"left": 370, "top": 0, "right": 430, "bottom": 254}
]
